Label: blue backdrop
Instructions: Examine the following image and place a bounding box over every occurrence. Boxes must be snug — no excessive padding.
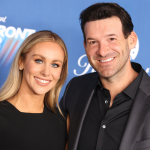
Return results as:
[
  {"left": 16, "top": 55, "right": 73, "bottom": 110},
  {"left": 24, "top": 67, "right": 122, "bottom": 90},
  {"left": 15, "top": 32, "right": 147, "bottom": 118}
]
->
[{"left": 0, "top": 0, "right": 150, "bottom": 100}]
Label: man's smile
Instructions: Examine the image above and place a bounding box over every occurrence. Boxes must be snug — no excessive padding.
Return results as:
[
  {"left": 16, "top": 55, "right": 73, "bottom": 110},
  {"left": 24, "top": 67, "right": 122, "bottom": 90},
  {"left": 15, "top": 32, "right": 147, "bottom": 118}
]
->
[{"left": 98, "top": 57, "right": 115, "bottom": 63}]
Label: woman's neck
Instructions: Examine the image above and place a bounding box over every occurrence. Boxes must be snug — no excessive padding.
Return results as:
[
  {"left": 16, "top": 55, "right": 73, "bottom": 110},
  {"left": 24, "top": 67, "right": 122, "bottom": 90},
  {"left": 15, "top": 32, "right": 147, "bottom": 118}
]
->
[{"left": 7, "top": 90, "right": 45, "bottom": 113}]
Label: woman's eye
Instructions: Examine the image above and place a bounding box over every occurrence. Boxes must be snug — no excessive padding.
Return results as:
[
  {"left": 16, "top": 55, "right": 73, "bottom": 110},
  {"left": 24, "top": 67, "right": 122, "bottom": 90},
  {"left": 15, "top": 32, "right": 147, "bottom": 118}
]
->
[
  {"left": 35, "top": 59, "right": 43, "bottom": 64},
  {"left": 52, "top": 63, "right": 59, "bottom": 68}
]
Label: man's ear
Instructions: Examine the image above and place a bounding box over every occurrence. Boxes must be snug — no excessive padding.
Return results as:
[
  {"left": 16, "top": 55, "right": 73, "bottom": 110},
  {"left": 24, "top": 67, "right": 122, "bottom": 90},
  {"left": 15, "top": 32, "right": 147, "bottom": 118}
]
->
[
  {"left": 83, "top": 40, "right": 86, "bottom": 49},
  {"left": 128, "top": 31, "right": 137, "bottom": 50}
]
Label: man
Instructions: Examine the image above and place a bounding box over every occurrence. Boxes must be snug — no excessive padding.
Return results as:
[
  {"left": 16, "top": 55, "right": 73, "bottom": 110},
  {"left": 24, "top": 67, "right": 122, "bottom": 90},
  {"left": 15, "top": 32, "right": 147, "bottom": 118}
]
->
[{"left": 60, "top": 3, "right": 150, "bottom": 150}]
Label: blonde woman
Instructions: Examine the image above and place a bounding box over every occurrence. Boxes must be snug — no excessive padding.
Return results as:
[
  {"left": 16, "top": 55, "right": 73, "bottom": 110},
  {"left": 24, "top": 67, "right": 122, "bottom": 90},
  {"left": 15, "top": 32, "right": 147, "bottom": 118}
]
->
[{"left": 0, "top": 30, "right": 68, "bottom": 150}]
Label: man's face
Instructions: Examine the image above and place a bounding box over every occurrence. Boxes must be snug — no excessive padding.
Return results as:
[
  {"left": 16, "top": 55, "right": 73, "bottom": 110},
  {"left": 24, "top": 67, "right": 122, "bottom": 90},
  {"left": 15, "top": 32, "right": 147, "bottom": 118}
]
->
[{"left": 84, "top": 16, "right": 136, "bottom": 79}]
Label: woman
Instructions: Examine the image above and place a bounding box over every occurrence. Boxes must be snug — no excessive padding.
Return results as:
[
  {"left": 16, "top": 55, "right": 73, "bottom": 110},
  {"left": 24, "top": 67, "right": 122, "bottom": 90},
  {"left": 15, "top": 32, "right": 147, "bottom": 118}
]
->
[{"left": 0, "top": 30, "right": 68, "bottom": 150}]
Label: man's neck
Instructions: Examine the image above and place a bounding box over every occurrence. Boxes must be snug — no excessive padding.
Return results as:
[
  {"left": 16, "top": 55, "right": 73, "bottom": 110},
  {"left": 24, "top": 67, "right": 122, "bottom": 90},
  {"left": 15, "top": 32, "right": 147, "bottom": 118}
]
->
[{"left": 100, "top": 65, "right": 138, "bottom": 107}]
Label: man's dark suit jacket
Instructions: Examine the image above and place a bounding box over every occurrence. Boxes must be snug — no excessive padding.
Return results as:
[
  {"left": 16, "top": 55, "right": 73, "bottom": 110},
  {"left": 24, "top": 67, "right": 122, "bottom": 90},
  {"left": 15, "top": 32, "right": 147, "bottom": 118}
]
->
[{"left": 60, "top": 65, "right": 150, "bottom": 150}]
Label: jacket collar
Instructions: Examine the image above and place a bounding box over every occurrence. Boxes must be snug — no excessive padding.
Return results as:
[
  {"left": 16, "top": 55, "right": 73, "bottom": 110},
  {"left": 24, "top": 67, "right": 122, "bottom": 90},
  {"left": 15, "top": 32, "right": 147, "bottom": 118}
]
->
[
  {"left": 119, "top": 70, "right": 150, "bottom": 150},
  {"left": 68, "top": 65, "right": 150, "bottom": 150},
  {"left": 68, "top": 73, "right": 99, "bottom": 150}
]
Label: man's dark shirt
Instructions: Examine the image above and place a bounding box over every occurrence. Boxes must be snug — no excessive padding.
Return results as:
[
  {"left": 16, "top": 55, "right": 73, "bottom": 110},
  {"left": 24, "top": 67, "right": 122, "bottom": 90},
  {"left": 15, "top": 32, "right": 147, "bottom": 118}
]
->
[{"left": 77, "top": 64, "right": 143, "bottom": 150}]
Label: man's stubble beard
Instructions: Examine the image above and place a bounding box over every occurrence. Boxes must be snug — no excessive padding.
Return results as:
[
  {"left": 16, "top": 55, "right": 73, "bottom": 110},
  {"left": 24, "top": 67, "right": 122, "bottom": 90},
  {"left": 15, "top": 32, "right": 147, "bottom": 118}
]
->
[{"left": 87, "top": 52, "right": 130, "bottom": 80}]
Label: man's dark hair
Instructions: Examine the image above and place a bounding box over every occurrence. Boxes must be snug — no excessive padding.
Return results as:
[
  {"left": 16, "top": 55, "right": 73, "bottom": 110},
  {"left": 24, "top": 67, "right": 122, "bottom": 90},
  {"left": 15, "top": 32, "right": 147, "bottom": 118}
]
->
[{"left": 79, "top": 3, "right": 134, "bottom": 42}]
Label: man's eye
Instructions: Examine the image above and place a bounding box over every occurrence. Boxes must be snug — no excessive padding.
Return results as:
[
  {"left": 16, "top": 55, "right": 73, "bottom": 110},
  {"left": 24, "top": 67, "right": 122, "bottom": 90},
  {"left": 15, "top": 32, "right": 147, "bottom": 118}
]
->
[
  {"left": 35, "top": 59, "right": 43, "bottom": 64},
  {"left": 89, "top": 41, "right": 96, "bottom": 45},
  {"left": 52, "top": 63, "right": 59, "bottom": 68},
  {"left": 109, "top": 38, "right": 115, "bottom": 41}
]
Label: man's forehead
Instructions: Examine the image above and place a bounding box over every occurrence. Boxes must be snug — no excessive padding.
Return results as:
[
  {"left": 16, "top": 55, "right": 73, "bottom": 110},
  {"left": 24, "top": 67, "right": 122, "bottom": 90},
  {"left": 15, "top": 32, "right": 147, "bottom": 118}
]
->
[
  {"left": 84, "top": 16, "right": 122, "bottom": 29},
  {"left": 84, "top": 17, "right": 123, "bottom": 37}
]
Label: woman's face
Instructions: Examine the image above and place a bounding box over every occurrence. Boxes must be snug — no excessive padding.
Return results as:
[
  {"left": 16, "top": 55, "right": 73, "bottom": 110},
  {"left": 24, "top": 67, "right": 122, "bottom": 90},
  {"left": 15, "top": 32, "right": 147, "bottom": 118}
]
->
[{"left": 20, "top": 41, "right": 64, "bottom": 96}]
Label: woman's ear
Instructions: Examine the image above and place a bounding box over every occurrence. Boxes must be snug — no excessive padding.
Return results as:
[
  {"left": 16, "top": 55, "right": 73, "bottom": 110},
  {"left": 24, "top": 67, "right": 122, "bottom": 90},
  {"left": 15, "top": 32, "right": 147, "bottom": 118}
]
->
[{"left": 19, "top": 57, "right": 24, "bottom": 70}]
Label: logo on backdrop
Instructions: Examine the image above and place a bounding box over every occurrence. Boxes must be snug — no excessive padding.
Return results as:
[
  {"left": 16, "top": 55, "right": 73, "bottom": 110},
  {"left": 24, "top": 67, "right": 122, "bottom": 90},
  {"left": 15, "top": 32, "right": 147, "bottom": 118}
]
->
[
  {"left": 0, "top": 25, "right": 36, "bottom": 66},
  {"left": 146, "top": 68, "right": 150, "bottom": 74},
  {"left": 74, "top": 38, "right": 140, "bottom": 76},
  {"left": 0, "top": 16, "right": 7, "bottom": 23}
]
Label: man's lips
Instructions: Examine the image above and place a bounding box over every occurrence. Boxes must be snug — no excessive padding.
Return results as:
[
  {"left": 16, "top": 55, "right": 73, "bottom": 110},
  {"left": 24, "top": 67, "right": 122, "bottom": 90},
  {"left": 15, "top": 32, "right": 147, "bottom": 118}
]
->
[{"left": 98, "top": 57, "right": 115, "bottom": 63}]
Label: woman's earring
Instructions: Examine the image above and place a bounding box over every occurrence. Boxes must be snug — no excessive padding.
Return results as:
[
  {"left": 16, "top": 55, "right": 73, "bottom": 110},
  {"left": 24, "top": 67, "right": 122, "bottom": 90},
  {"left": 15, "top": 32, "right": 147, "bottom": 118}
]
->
[{"left": 19, "top": 67, "right": 22, "bottom": 70}]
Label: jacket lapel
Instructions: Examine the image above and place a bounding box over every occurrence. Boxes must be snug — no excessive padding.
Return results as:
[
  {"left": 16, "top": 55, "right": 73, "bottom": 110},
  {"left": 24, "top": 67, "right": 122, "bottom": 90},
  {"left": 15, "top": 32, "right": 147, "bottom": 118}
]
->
[
  {"left": 119, "top": 71, "right": 150, "bottom": 150},
  {"left": 68, "top": 73, "right": 98, "bottom": 150}
]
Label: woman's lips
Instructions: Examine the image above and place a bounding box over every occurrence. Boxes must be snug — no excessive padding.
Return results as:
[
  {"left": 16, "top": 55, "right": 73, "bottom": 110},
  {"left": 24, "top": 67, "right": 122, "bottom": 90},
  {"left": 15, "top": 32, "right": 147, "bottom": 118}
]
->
[{"left": 34, "top": 77, "right": 51, "bottom": 86}]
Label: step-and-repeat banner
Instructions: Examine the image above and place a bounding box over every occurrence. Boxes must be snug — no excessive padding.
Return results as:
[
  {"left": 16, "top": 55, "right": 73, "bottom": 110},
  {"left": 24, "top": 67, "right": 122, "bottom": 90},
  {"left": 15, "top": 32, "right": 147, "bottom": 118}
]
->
[{"left": 0, "top": 0, "right": 150, "bottom": 99}]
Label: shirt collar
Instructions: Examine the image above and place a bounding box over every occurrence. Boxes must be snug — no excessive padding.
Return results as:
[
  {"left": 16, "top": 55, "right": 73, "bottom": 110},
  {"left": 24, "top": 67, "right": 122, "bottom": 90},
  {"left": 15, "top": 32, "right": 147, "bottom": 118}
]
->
[
  {"left": 97, "top": 77, "right": 103, "bottom": 87},
  {"left": 123, "top": 62, "right": 143, "bottom": 99},
  {"left": 97, "top": 62, "right": 143, "bottom": 99}
]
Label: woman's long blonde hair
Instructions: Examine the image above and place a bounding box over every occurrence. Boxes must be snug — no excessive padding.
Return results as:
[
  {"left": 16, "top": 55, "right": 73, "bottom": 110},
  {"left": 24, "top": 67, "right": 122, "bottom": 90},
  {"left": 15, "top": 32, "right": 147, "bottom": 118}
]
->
[{"left": 0, "top": 30, "right": 68, "bottom": 113}]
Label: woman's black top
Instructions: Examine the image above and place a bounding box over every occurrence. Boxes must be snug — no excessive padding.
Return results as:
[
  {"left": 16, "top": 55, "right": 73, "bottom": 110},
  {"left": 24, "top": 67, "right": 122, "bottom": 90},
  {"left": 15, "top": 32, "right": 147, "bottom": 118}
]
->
[{"left": 0, "top": 100, "right": 67, "bottom": 150}]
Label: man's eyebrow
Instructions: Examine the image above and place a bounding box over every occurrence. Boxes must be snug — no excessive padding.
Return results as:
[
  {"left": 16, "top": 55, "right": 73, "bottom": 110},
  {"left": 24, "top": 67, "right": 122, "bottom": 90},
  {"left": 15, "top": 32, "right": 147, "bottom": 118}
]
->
[
  {"left": 105, "top": 34, "right": 118, "bottom": 37},
  {"left": 86, "top": 38, "right": 96, "bottom": 41},
  {"left": 86, "top": 34, "right": 118, "bottom": 41}
]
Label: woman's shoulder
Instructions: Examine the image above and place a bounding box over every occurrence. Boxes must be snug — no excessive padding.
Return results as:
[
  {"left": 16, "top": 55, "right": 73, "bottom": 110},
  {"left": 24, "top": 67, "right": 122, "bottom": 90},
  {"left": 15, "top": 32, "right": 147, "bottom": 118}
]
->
[
  {"left": 0, "top": 100, "right": 17, "bottom": 114},
  {"left": 44, "top": 105, "right": 66, "bottom": 124},
  {"left": 0, "top": 100, "right": 17, "bottom": 122},
  {"left": 0, "top": 100, "right": 12, "bottom": 110}
]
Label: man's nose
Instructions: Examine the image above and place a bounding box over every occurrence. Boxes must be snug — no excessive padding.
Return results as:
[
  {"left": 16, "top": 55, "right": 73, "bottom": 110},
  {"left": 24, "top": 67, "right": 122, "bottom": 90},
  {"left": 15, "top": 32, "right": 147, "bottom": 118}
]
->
[{"left": 96, "top": 41, "right": 109, "bottom": 57}]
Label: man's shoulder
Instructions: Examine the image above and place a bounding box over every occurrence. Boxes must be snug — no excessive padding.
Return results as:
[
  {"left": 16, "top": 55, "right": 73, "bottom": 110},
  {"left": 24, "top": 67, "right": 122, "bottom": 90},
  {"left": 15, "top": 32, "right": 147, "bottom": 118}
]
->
[
  {"left": 71, "top": 72, "right": 98, "bottom": 82},
  {"left": 140, "top": 69, "right": 150, "bottom": 95},
  {"left": 60, "top": 72, "right": 99, "bottom": 111},
  {"left": 65, "top": 72, "right": 98, "bottom": 92}
]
